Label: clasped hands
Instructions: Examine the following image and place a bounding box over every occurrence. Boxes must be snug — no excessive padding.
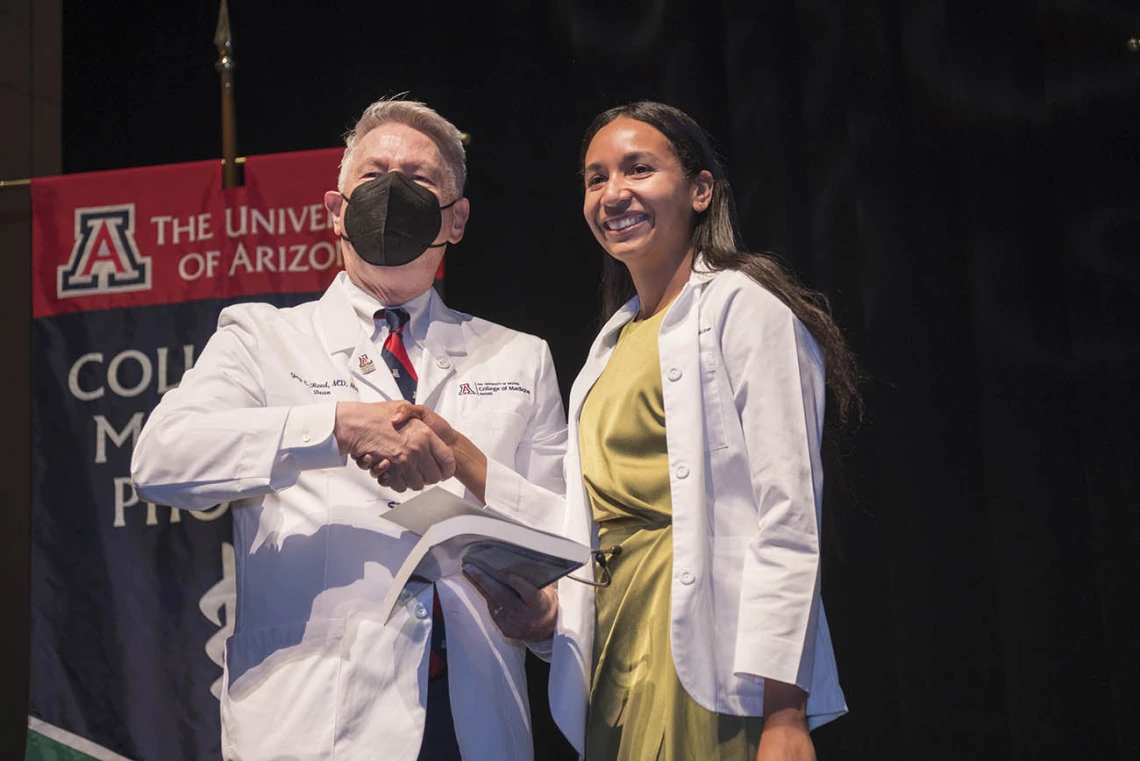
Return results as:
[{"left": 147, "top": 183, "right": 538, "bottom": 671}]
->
[
  {"left": 333, "top": 400, "right": 456, "bottom": 492},
  {"left": 332, "top": 400, "right": 557, "bottom": 640}
]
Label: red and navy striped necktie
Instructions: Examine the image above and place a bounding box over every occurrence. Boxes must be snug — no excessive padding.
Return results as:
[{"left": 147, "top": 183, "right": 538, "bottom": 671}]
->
[
  {"left": 376, "top": 308, "right": 418, "bottom": 402},
  {"left": 376, "top": 307, "right": 447, "bottom": 679}
]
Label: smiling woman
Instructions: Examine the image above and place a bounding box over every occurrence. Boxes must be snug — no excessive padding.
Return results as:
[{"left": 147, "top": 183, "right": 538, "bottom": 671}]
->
[
  {"left": 579, "top": 102, "right": 859, "bottom": 422},
  {"left": 581, "top": 117, "right": 712, "bottom": 315},
  {"left": 548, "top": 101, "right": 861, "bottom": 761}
]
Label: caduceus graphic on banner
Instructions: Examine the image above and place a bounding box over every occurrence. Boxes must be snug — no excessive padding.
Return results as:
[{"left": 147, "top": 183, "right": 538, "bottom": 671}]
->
[{"left": 28, "top": 149, "right": 344, "bottom": 761}]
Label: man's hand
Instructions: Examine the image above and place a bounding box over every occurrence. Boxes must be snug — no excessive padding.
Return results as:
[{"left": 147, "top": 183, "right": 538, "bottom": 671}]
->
[
  {"left": 334, "top": 401, "right": 455, "bottom": 492},
  {"left": 462, "top": 564, "right": 558, "bottom": 642}
]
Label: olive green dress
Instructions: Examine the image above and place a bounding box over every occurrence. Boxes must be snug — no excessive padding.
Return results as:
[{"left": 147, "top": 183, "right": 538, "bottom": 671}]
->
[{"left": 579, "top": 308, "right": 764, "bottom": 761}]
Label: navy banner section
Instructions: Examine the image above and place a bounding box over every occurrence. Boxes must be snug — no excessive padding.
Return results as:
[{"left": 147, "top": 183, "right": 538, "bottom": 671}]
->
[{"left": 30, "top": 293, "right": 315, "bottom": 761}]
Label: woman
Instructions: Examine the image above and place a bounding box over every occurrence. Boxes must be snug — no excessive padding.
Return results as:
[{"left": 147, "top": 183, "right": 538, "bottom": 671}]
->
[{"left": 547, "top": 102, "right": 858, "bottom": 761}]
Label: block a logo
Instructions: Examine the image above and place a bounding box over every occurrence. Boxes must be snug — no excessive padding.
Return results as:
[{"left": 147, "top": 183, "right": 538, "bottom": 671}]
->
[{"left": 57, "top": 204, "right": 152, "bottom": 298}]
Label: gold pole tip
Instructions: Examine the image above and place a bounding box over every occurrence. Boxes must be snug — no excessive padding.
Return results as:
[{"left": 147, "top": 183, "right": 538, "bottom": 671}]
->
[{"left": 214, "top": 0, "right": 233, "bottom": 52}]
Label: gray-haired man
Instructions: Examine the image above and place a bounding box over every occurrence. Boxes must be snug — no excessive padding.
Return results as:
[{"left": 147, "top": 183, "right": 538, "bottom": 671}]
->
[{"left": 132, "top": 98, "right": 563, "bottom": 761}]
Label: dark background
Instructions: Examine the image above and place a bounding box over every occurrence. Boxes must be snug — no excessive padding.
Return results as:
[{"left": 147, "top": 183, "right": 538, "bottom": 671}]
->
[{"left": 6, "top": 0, "right": 1140, "bottom": 759}]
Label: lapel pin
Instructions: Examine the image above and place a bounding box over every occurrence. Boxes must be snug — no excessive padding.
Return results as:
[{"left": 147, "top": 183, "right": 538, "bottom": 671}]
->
[{"left": 358, "top": 354, "right": 376, "bottom": 374}]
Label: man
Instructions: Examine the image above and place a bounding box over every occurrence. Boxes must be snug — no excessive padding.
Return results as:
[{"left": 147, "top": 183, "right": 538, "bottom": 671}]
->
[{"left": 131, "top": 98, "right": 564, "bottom": 761}]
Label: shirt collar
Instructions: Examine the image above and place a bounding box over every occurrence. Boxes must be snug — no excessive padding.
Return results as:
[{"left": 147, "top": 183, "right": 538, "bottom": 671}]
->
[{"left": 339, "top": 271, "right": 433, "bottom": 348}]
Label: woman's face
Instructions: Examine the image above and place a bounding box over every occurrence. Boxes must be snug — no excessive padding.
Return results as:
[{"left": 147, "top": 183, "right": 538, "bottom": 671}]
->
[{"left": 582, "top": 117, "right": 711, "bottom": 270}]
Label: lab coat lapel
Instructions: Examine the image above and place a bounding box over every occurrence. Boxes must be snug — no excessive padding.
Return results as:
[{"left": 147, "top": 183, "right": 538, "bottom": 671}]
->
[
  {"left": 567, "top": 298, "right": 640, "bottom": 422},
  {"left": 414, "top": 289, "right": 466, "bottom": 408},
  {"left": 315, "top": 277, "right": 404, "bottom": 401}
]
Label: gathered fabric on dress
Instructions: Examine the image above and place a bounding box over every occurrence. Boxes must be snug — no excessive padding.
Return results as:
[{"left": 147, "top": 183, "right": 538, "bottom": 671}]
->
[{"left": 578, "top": 307, "right": 763, "bottom": 761}]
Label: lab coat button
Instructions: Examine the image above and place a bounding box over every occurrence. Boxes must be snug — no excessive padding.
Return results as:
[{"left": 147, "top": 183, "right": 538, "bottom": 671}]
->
[
  {"left": 680, "top": 570, "right": 695, "bottom": 585},
  {"left": 675, "top": 463, "right": 690, "bottom": 479},
  {"left": 301, "top": 434, "right": 311, "bottom": 443},
  {"left": 413, "top": 603, "right": 429, "bottom": 619},
  {"left": 436, "top": 357, "right": 451, "bottom": 369},
  {"left": 667, "top": 367, "right": 682, "bottom": 381}
]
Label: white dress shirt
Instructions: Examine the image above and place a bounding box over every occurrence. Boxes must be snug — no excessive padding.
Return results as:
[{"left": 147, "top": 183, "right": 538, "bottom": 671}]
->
[{"left": 342, "top": 277, "right": 433, "bottom": 377}]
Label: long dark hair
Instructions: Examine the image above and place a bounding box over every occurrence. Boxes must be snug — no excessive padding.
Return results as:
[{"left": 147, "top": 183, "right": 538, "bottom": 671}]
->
[{"left": 580, "top": 101, "right": 862, "bottom": 425}]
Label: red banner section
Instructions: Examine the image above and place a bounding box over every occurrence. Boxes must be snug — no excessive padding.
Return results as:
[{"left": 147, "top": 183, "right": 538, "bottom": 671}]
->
[{"left": 32, "top": 148, "right": 345, "bottom": 318}]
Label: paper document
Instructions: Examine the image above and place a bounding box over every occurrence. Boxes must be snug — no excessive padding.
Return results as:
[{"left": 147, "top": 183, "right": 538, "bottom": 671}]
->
[{"left": 379, "top": 487, "right": 589, "bottom": 622}]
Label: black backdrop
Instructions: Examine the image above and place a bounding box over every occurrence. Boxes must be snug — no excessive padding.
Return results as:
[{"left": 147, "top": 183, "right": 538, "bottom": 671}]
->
[{"left": 34, "top": 1, "right": 1140, "bottom": 759}]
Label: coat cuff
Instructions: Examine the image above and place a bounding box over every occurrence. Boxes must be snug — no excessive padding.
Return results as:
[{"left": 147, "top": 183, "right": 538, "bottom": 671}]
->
[
  {"left": 483, "top": 457, "right": 523, "bottom": 519},
  {"left": 280, "top": 404, "right": 344, "bottom": 471},
  {"left": 732, "top": 631, "right": 816, "bottom": 693},
  {"left": 525, "top": 637, "right": 553, "bottom": 662}
]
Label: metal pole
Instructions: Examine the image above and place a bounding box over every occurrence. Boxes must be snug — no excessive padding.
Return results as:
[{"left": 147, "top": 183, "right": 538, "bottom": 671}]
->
[{"left": 215, "top": 0, "right": 239, "bottom": 189}]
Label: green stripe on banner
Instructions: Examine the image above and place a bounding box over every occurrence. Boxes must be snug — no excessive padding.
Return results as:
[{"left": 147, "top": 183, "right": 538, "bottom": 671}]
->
[
  {"left": 26, "top": 718, "right": 135, "bottom": 761},
  {"left": 25, "top": 731, "right": 99, "bottom": 761}
]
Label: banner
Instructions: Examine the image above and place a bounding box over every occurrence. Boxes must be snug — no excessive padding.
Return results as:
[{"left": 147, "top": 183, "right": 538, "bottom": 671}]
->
[{"left": 29, "top": 149, "right": 344, "bottom": 761}]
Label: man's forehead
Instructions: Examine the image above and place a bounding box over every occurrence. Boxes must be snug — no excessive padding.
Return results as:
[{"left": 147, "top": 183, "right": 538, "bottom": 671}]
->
[{"left": 352, "top": 123, "right": 443, "bottom": 171}]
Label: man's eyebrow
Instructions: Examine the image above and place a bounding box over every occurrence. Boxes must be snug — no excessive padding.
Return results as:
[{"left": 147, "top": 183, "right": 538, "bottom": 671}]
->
[{"left": 401, "top": 159, "right": 441, "bottom": 177}]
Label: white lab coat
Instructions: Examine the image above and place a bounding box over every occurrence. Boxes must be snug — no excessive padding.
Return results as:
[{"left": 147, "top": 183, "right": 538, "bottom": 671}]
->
[
  {"left": 549, "top": 266, "right": 848, "bottom": 755},
  {"left": 131, "top": 273, "right": 567, "bottom": 761}
]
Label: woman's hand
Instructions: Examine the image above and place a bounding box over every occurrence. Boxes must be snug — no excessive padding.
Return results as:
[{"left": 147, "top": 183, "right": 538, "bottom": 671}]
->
[{"left": 757, "top": 679, "right": 815, "bottom": 761}]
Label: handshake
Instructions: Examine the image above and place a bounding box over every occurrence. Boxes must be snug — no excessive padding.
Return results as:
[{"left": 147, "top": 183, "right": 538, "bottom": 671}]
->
[
  {"left": 333, "top": 400, "right": 555, "bottom": 640},
  {"left": 333, "top": 400, "right": 479, "bottom": 495}
]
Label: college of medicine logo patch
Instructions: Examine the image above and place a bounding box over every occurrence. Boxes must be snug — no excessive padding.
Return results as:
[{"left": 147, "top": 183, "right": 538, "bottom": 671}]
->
[
  {"left": 57, "top": 204, "right": 152, "bottom": 298},
  {"left": 456, "top": 381, "right": 530, "bottom": 397}
]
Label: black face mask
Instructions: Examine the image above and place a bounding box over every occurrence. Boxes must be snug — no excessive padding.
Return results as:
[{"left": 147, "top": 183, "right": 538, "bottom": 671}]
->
[{"left": 340, "top": 172, "right": 458, "bottom": 267}]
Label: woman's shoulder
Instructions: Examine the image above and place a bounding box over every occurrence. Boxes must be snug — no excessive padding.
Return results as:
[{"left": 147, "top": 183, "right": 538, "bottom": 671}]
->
[
  {"left": 700, "top": 268, "right": 824, "bottom": 370},
  {"left": 699, "top": 267, "right": 796, "bottom": 323}
]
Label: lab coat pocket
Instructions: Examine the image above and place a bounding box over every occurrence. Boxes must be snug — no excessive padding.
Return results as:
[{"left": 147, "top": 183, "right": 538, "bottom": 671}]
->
[
  {"left": 221, "top": 617, "right": 345, "bottom": 760},
  {"left": 699, "top": 350, "right": 730, "bottom": 451},
  {"left": 327, "top": 466, "right": 395, "bottom": 517},
  {"left": 457, "top": 409, "right": 528, "bottom": 464},
  {"left": 332, "top": 614, "right": 431, "bottom": 761}
]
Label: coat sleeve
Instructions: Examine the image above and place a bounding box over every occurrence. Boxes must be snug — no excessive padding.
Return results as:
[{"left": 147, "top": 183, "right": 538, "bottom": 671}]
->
[
  {"left": 718, "top": 282, "right": 826, "bottom": 691},
  {"left": 482, "top": 338, "right": 568, "bottom": 534},
  {"left": 130, "top": 306, "right": 344, "bottom": 510}
]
